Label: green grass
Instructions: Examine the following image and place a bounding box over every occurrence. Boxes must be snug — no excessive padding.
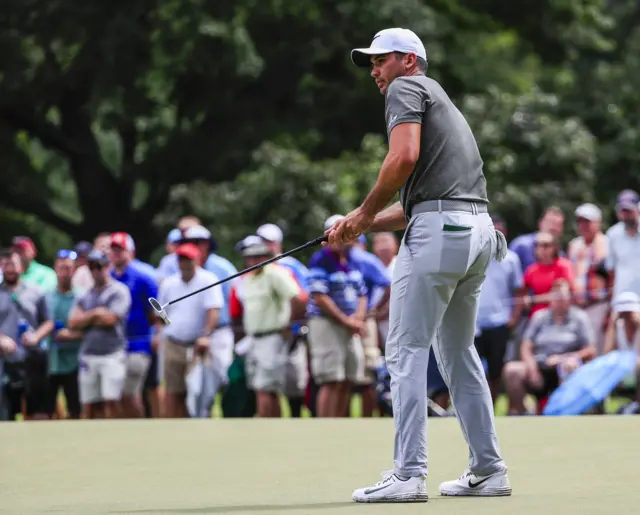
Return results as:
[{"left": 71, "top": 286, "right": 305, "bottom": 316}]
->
[{"left": 1, "top": 417, "right": 638, "bottom": 514}]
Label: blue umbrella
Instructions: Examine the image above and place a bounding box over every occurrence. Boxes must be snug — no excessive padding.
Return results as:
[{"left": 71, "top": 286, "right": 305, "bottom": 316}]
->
[{"left": 543, "top": 350, "right": 638, "bottom": 416}]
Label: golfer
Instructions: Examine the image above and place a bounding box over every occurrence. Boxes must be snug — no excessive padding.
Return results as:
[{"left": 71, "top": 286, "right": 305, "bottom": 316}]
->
[{"left": 326, "top": 28, "right": 512, "bottom": 502}]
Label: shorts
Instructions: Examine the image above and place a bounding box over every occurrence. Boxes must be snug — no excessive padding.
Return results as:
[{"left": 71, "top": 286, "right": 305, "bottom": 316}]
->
[
  {"left": 24, "top": 350, "right": 51, "bottom": 416},
  {"left": 307, "top": 317, "right": 365, "bottom": 385},
  {"left": 528, "top": 367, "right": 560, "bottom": 399},
  {"left": 360, "top": 317, "right": 381, "bottom": 385},
  {"left": 79, "top": 350, "right": 127, "bottom": 404},
  {"left": 474, "top": 325, "right": 510, "bottom": 380},
  {"left": 284, "top": 337, "right": 309, "bottom": 398},
  {"left": 245, "top": 333, "right": 287, "bottom": 393},
  {"left": 48, "top": 370, "right": 81, "bottom": 418},
  {"left": 123, "top": 352, "right": 151, "bottom": 396},
  {"left": 163, "top": 338, "right": 193, "bottom": 394},
  {"left": 144, "top": 350, "right": 160, "bottom": 390}
]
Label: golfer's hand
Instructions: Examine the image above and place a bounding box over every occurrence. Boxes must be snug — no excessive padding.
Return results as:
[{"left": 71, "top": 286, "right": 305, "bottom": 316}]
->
[
  {"left": 195, "top": 336, "right": 210, "bottom": 356},
  {"left": 326, "top": 207, "right": 374, "bottom": 245}
]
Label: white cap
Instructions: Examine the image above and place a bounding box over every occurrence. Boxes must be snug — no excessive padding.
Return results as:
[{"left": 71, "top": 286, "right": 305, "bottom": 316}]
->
[
  {"left": 351, "top": 28, "right": 427, "bottom": 68},
  {"left": 324, "top": 214, "right": 345, "bottom": 231},
  {"left": 183, "top": 225, "right": 211, "bottom": 240},
  {"left": 256, "top": 223, "right": 283, "bottom": 243},
  {"left": 575, "top": 203, "right": 602, "bottom": 222},
  {"left": 235, "top": 235, "right": 263, "bottom": 253},
  {"left": 613, "top": 292, "right": 640, "bottom": 314}
]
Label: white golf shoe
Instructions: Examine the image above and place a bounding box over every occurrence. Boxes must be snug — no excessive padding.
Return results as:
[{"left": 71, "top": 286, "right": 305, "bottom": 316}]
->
[
  {"left": 352, "top": 470, "right": 428, "bottom": 503},
  {"left": 439, "top": 469, "right": 512, "bottom": 497}
]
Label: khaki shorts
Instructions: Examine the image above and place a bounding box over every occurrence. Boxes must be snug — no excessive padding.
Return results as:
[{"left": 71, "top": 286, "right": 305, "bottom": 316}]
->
[
  {"left": 245, "top": 333, "right": 287, "bottom": 393},
  {"left": 123, "top": 352, "right": 151, "bottom": 396},
  {"left": 79, "top": 350, "right": 127, "bottom": 404},
  {"left": 163, "top": 338, "right": 193, "bottom": 394},
  {"left": 307, "top": 317, "right": 365, "bottom": 385}
]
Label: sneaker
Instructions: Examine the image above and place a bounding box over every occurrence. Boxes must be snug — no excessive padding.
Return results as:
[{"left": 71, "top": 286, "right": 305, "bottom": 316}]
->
[
  {"left": 352, "top": 470, "right": 428, "bottom": 503},
  {"left": 439, "top": 469, "right": 512, "bottom": 497}
]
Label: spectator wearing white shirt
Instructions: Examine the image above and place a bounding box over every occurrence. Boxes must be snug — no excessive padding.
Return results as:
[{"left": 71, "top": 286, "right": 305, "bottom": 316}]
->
[
  {"left": 606, "top": 190, "right": 640, "bottom": 299},
  {"left": 154, "top": 243, "right": 223, "bottom": 418}
]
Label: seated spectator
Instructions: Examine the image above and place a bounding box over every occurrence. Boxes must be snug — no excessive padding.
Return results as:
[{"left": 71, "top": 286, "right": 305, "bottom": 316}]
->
[
  {"left": 503, "top": 280, "right": 595, "bottom": 415},
  {"left": 48, "top": 250, "right": 84, "bottom": 419},
  {"left": 68, "top": 250, "right": 131, "bottom": 419},
  {"left": 306, "top": 215, "right": 367, "bottom": 418},
  {"left": 0, "top": 250, "right": 54, "bottom": 420},
  {"left": 509, "top": 206, "right": 565, "bottom": 271},
  {"left": 229, "top": 241, "right": 306, "bottom": 418},
  {"left": 568, "top": 203, "right": 609, "bottom": 352},
  {"left": 154, "top": 244, "right": 223, "bottom": 418},
  {"left": 523, "top": 231, "right": 574, "bottom": 317},
  {"left": 12, "top": 236, "right": 57, "bottom": 293},
  {"left": 603, "top": 292, "right": 640, "bottom": 406}
]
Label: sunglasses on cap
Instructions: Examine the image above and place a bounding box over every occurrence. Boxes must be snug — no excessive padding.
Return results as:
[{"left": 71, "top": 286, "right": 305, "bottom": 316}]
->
[{"left": 57, "top": 249, "right": 78, "bottom": 260}]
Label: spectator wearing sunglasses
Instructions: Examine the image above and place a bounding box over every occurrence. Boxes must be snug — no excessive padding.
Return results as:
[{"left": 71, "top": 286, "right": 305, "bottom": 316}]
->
[
  {"left": 109, "top": 233, "right": 158, "bottom": 418},
  {"left": 0, "top": 250, "right": 54, "bottom": 420},
  {"left": 11, "top": 236, "right": 57, "bottom": 293},
  {"left": 47, "top": 250, "right": 83, "bottom": 418},
  {"left": 68, "top": 250, "right": 131, "bottom": 419},
  {"left": 522, "top": 232, "right": 575, "bottom": 318}
]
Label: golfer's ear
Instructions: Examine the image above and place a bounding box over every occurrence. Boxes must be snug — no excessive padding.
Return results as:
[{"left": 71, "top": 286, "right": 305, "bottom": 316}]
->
[{"left": 389, "top": 123, "right": 421, "bottom": 165}]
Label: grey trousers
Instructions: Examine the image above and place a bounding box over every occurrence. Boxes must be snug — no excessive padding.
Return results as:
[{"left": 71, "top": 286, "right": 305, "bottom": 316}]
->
[{"left": 386, "top": 208, "right": 506, "bottom": 478}]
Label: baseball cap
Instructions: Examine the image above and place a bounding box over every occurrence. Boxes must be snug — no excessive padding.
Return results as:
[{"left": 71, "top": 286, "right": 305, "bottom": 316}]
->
[
  {"left": 351, "top": 28, "right": 427, "bottom": 68},
  {"left": 74, "top": 241, "right": 93, "bottom": 257},
  {"left": 11, "top": 236, "right": 37, "bottom": 256},
  {"left": 87, "top": 250, "right": 109, "bottom": 267},
  {"left": 256, "top": 223, "right": 283, "bottom": 243},
  {"left": 235, "top": 235, "right": 263, "bottom": 253},
  {"left": 242, "top": 242, "right": 272, "bottom": 258},
  {"left": 575, "top": 203, "right": 602, "bottom": 222},
  {"left": 175, "top": 243, "right": 201, "bottom": 261},
  {"left": 183, "top": 225, "right": 211, "bottom": 241},
  {"left": 110, "top": 232, "right": 135, "bottom": 251},
  {"left": 167, "top": 228, "right": 182, "bottom": 244},
  {"left": 324, "top": 214, "right": 345, "bottom": 231},
  {"left": 616, "top": 189, "right": 640, "bottom": 211},
  {"left": 612, "top": 292, "right": 640, "bottom": 314}
]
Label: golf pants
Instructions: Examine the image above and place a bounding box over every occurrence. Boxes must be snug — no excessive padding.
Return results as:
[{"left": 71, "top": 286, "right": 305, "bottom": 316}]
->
[{"left": 386, "top": 203, "right": 506, "bottom": 478}]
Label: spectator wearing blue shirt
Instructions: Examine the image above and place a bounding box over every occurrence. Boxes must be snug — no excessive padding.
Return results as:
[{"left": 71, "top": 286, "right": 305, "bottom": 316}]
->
[
  {"left": 109, "top": 233, "right": 158, "bottom": 418},
  {"left": 475, "top": 216, "right": 525, "bottom": 403},
  {"left": 346, "top": 236, "right": 391, "bottom": 417},
  {"left": 156, "top": 228, "right": 183, "bottom": 284},
  {"left": 306, "top": 215, "right": 367, "bottom": 418},
  {"left": 257, "top": 224, "right": 310, "bottom": 418},
  {"left": 509, "top": 206, "right": 564, "bottom": 271}
]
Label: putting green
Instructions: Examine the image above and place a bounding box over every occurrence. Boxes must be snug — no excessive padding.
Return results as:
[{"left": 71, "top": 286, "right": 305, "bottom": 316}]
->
[{"left": 1, "top": 417, "right": 637, "bottom": 514}]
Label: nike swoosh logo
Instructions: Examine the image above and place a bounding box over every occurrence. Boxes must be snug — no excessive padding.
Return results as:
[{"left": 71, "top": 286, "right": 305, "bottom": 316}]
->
[
  {"left": 468, "top": 477, "right": 491, "bottom": 488},
  {"left": 364, "top": 480, "right": 394, "bottom": 495}
]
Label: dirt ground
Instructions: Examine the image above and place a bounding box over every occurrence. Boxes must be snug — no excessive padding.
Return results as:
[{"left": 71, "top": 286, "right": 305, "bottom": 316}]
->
[{"left": 1, "top": 416, "right": 637, "bottom": 515}]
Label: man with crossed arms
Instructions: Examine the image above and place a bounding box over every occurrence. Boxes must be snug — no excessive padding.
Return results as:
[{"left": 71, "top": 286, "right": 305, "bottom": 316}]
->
[{"left": 327, "top": 28, "right": 510, "bottom": 502}]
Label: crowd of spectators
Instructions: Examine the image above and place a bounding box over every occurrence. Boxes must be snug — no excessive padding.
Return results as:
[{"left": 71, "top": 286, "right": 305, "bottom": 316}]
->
[{"left": 1, "top": 189, "right": 639, "bottom": 421}]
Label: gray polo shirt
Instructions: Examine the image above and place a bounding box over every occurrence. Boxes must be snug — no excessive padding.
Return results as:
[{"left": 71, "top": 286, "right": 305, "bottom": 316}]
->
[
  {"left": 385, "top": 75, "right": 488, "bottom": 216},
  {"left": 74, "top": 280, "right": 131, "bottom": 356},
  {"left": 523, "top": 306, "right": 593, "bottom": 359}
]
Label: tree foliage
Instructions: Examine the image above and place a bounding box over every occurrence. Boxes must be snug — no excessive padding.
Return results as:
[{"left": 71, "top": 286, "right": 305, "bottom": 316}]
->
[{"left": 0, "top": 0, "right": 638, "bottom": 262}]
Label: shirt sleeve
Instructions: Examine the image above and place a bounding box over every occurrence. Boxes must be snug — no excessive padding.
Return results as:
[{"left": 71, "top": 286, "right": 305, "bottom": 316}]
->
[
  {"left": 385, "top": 78, "right": 429, "bottom": 134},
  {"left": 204, "top": 280, "right": 224, "bottom": 310},
  {"left": 36, "top": 294, "right": 52, "bottom": 325},
  {"left": 108, "top": 286, "right": 131, "bottom": 318},
  {"left": 510, "top": 255, "right": 524, "bottom": 291},
  {"left": 308, "top": 267, "right": 329, "bottom": 295},
  {"left": 143, "top": 274, "right": 159, "bottom": 315},
  {"left": 271, "top": 266, "right": 302, "bottom": 302},
  {"left": 523, "top": 311, "right": 544, "bottom": 341}
]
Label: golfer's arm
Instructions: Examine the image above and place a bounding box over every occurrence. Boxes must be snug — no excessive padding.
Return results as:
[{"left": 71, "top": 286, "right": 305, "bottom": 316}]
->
[
  {"left": 361, "top": 124, "right": 420, "bottom": 221},
  {"left": 368, "top": 202, "right": 407, "bottom": 232},
  {"left": 313, "top": 293, "right": 349, "bottom": 326}
]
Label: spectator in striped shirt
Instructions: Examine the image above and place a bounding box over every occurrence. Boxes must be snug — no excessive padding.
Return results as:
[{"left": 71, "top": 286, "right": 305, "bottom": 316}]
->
[{"left": 306, "top": 215, "right": 367, "bottom": 418}]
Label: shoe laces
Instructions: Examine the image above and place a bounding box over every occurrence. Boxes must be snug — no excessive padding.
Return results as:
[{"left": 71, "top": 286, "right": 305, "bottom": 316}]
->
[
  {"left": 372, "top": 470, "right": 396, "bottom": 487},
  {"left": 458, "top": 470, "right": 473, "bottom": 481}
]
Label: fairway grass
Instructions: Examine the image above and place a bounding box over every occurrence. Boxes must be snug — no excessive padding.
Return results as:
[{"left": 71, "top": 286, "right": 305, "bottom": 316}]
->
[{"left": 1, "top": 417, "right": 638, "bottom": 515}]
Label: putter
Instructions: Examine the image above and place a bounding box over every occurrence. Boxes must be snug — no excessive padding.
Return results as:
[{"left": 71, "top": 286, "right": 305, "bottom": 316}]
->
[{"left": 149, "top": 234, "right": 328, "bottom": 324}]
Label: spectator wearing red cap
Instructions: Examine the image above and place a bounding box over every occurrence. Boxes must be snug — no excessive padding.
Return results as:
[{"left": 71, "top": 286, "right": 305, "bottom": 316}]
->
[
  {"left": 109, "top": 233, "right": 159, "bottom": 418},
  {"left": 11, "top": 237, "right": 57, "bottom": 293},
  {"left": 154, "top": 243, "right": 224, "bottom": 418}
]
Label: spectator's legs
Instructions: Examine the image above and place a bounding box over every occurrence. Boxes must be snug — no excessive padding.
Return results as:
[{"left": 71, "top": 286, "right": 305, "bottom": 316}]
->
[
  {"left": 256, "top": 391, "right": 281, "bottom": 418},
  {"left": 338, "top": 381, "right": 352, "bottom": 417},
  {"left": 284, "top": 339, "right": 308, "bottom": 418},
  {"left": 162, "top": 339, "right": 189, "bottom": 418},
  {"left": 24, "top": 351, "right": 52, "bottom": 420},
  {"left": 478, "top": 325, "right": 510, "bottom": 404},
  {"left": 121, "top": 353, "right": 151, "bottom": 418},
  {"left": 502, "top": 361, "right": 528, "bottom": 414},
  {"left": 359, "top": 317, "right": 381, "bottom": 417},
  {"left": 316, "top": 382, "right": 340, "bottom": 417},
  {"left": 143, "top": 350, "right": 161, "bottom": 418},
  {"left": 62, "top": 369, "right": 81, "bottom": 419}
]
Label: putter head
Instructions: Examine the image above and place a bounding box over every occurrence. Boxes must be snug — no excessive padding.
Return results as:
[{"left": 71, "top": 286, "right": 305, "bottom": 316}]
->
[{"left": 148, "top": 297, "right": 171, "bottom": 325}]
